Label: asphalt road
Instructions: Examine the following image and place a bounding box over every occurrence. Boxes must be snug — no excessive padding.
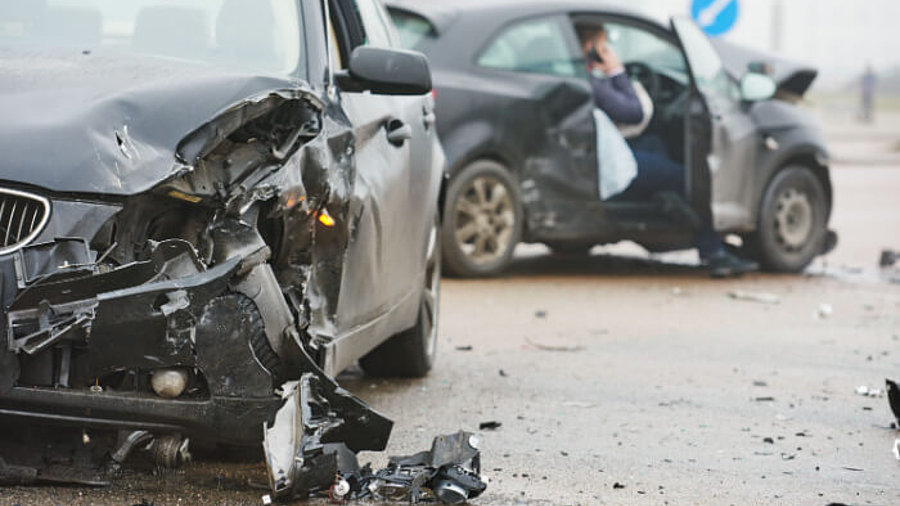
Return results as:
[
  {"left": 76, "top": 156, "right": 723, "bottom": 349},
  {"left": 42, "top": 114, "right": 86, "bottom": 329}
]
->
[{"left": 2, "top": 114, "right": 899, "bottom": 505}]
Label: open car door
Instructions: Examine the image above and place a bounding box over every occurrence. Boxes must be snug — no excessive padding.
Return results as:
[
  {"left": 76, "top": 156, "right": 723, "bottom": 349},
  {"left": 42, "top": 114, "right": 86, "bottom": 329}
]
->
[{"left": 670, "top": 17, "right": 759, "bottom": 231}]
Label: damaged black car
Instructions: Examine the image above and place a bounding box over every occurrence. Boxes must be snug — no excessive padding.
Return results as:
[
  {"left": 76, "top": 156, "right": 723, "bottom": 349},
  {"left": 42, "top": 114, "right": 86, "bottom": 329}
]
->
[{"left": 0, "top": 0, "right": 450, "bottom": 500}]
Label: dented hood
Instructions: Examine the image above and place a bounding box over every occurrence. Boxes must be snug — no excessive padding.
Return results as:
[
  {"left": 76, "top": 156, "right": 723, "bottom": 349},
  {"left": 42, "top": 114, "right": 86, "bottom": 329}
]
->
[
  {"left": 0, "top": 47, "right": 308, "bottom": 196},
  {"left": 712, "top": 40, "right": 818, "bottom": 97}
]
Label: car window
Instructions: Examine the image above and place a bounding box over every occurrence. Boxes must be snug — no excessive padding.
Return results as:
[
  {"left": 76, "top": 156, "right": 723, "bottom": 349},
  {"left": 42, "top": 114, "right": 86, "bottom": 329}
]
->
[
  {"left": 353, "top": 0, "right": 397, "bottom": 48},
  {"left": 387, "top": 8, "right": 435, "bottom": 50},
  {"left": 603, "top": 22, "right": 687, "bottom": 78},
  {"left": 0, "top": 0, "right": 304, "bottom": 76},
  {"left": 671, "top": 17, "right": 738, "bottom": 100},
  {"left": 477, "top": 16, "right": 578, "bottom": 77}
]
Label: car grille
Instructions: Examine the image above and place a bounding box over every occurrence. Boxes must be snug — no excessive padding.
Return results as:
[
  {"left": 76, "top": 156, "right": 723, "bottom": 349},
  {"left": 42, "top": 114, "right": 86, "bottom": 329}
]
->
[{"left": 0, "top": 189, "right": 50, "bottom": 255}]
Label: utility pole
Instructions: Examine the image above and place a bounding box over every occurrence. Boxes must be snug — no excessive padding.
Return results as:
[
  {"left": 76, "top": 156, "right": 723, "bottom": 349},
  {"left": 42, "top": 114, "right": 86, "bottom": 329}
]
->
[{"left": 771, "top": 0, "right": 784, "bottom": 53}]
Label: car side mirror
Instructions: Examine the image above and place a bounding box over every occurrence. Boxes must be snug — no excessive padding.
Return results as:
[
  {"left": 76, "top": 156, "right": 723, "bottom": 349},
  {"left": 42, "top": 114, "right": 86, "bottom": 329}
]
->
[
  {"left": 740, "top": 72, "right": 777, "bottom": 102},
  {"left": 337, "top": 46, "right": 432, "bottom": 95}
]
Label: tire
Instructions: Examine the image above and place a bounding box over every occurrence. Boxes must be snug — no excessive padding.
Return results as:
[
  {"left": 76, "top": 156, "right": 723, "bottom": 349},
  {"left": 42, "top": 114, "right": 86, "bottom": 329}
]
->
[
  {"left": 441, "top": 160, "right": 522, "bottom": 277},
  {"left": 751, "top": 165, "right": 829, "bottom": 272},
  {"left": 360, "top": 216, "right": 440, "bottom": 378}
]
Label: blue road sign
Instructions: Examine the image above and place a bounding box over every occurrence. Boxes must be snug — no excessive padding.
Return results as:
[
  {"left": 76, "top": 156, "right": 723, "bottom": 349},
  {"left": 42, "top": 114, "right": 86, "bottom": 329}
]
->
[{"left": 691, "top": 0, "right": 739, "bottom": 37}]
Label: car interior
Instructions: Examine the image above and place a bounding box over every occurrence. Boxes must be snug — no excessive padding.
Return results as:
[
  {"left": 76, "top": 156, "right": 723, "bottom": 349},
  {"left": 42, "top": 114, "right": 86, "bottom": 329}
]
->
[{"left": 569, "top": 15, "right": 692, "bottom": 194}]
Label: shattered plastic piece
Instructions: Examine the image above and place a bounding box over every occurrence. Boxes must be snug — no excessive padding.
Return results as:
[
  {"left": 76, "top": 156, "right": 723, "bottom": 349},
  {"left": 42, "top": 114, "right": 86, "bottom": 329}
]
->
[
  {"left": 262, "top": 494, "right": 273, "bottom": 505},
  {"left": 728, "top": 290, "right": 781, "bottom": 305},
  {"left": 855, "top": 385, "right": 883, "bottom": 398},
  {"left": 563, "top": 401, "right": 596, "bottom": 409},
  {"left": 880, "top": 249, "right": 899, "bottom": 268},
  {"left": 526, "top": 337, "right": 583, "bottom": 352},
  {"left": 478, "top": 421, "right": 502, "bottom": 431},
  {"left": 817, "top": 304, "right": 833, "bottom": 319},
  {"left": 893, "top": 439, "right": 900, "bottom": 461},
  {"left": 886, "top": 379, "right": 900, "bottom": 424}
]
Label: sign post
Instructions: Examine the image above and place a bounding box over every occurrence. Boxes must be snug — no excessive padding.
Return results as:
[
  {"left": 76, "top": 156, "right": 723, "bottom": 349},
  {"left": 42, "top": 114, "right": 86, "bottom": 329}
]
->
[{"left": 691, "top": 0, "right": 739, "bottom": 37}]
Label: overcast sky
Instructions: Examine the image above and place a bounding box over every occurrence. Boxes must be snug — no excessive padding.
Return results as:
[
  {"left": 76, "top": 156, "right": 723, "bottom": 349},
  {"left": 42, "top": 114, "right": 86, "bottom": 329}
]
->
[{"left": 629, "top": 0, "right": 900, "bottom": 89}]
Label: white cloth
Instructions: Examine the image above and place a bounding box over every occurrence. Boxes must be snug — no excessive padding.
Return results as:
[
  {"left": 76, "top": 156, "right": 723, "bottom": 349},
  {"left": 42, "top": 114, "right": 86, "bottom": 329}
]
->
[{"left": 594, "top": 108, "right": 638, "bottom": 201}]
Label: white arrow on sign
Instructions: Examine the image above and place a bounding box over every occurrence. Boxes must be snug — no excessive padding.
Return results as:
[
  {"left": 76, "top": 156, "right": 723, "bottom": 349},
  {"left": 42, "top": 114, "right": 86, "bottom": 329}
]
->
[{"left": 697, "top": 0, "right": 734, "bottom": 28}]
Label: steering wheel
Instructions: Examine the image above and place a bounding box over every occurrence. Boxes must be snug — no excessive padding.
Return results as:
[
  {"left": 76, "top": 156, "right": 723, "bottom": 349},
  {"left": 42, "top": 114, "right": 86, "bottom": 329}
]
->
[{"left": 624, "top": 61, "right": 661, "bottom": 103}]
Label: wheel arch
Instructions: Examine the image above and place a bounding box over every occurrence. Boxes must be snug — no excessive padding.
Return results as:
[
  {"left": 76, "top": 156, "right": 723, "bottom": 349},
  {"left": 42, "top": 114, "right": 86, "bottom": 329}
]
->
[{"left": 753, "top": 144, "right": 832, "bottom": 228}]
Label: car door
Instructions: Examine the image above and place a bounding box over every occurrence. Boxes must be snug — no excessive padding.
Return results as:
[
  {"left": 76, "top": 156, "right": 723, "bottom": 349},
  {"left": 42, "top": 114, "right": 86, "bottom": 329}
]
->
[
  {"left": 330, "top": 0, "right": 430, "bottom": 336},
  {"left": 671, "top": 17, "right": 759, "bottom": 231},
  {"left": 474, "top": 14, "right": 598, "bottom": 230}
]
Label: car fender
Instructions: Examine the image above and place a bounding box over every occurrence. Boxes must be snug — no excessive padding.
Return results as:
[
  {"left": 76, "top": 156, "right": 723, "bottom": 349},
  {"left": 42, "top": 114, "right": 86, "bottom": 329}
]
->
[{"left": 750, "top": 132, "right": 832, "bottom": 229}]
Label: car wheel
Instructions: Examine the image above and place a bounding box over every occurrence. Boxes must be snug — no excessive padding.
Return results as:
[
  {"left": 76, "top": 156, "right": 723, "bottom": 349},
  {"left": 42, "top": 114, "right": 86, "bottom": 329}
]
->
[
  {"left": 752, "top": 165, "right": 829, "bottom": 272},
  {"left": 442, "top": 160, "right": 522, "bottom": 277},
  {"left": 360, "top": 215, "right": 440, "bottom": 378}
]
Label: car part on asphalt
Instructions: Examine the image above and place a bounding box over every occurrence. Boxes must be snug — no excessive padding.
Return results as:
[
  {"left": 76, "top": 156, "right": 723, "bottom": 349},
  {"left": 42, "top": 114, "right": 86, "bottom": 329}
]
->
[
  {"left": 886, "top": 379, "right": 900, "bottom": 425},
  {"left": 264, "top": 386, "right": 487, "bottom": 503},
  {"left": 881, "top": 249, "right": 899, "bottom": 268}
]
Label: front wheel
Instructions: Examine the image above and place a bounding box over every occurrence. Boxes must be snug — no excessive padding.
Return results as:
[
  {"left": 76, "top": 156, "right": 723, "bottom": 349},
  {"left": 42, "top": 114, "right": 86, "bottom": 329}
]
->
[
  {"left": 359, "top": 216, "right": 440, "bottom": 378},
  {"left": 751, "top": 166, "right": 829, "bottom": 272},
  {"left": 441, "top": 160, "right": 522, "bottom": 277}
]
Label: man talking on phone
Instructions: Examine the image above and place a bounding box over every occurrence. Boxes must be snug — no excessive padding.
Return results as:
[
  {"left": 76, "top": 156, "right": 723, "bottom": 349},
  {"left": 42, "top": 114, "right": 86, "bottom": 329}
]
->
[{"left": 576, "top": 22, "right": 758, "bottom": 278}]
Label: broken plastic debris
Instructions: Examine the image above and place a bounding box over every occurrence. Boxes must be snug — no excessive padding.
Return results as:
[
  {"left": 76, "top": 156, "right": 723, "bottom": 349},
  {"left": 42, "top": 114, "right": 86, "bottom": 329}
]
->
[
  {"left": 880, "top": 249, "right": 899, "bottom": 268},
  {"left": 886, "top": 379, "right": 900, "bottom": 424},
  {"left": 562, "top": 401, "right": 596, "bottom": 409},
  {"left": 817, "top": 304, "right": 833, "bottom": 319},
  {"left": 526, "top": 337, "right": 583, "bottom": 352},
  {"left": 261, "top": 494, "right": 273, "bottom": 505},
  {"left": 728, "top": 290, "right": 781, "bottom": 305},
  {"left": 855, "top": 385, "right": 883, "bottom": 397},
  {"left": 478, "top": 421, "right": 502, "bottom": 431}
]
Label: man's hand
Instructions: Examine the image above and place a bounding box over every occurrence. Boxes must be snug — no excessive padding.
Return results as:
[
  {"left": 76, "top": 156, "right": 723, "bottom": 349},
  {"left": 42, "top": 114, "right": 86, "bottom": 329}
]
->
[{"left": 597, "top": 44, "right": 624, "bottom": 76}]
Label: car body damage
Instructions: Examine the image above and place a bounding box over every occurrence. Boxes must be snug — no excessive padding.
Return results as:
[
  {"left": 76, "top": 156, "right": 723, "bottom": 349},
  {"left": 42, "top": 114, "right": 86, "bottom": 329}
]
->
[
  {"left": 0, "top": 76, "right": 392, "bottom": 448},
  {"left": 0, "top": 0, "right": 470, "bottom": 500}
]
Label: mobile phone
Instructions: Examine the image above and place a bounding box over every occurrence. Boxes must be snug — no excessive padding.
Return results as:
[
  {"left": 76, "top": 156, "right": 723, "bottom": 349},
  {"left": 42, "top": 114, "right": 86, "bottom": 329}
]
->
[{"left": 588, "top": 47, "right": 604, "bottom": 64}]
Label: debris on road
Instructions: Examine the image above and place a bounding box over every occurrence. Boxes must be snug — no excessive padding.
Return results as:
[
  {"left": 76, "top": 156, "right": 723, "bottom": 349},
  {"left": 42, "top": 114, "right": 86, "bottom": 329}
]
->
[
  {"left": 562, "top": 401, "right": 596, "bottom": 409},
  {"left": 534, "top": 310, "right": 548, "bottom": 319},
  {"left": 526, "top": 337, "right": 583, "bottom": 352},
  {"left": 886, "top": 379, "right": 900, "bottom": 424},
  {"left": 478, "top": 421, "right": 502, "bottom": 431},
  {"left": 754, "top": 396, "right": 776, "bottom": 402},
  {"left": 893, "top": 439, "right": 900, "bottom": 461},
  {"left": 817, "top": 304, "right": 834, "bottom": 319},
  {"left": 263, "top": 376, "right": 487, "bottom": 503},
  {"left": 612, "top": 482, "right": 626, "bottom": 489},
  {"left": 455, "top": 345, "right": 474, "bottom": 351},
  {"left": 855, "top": 385, "right": 883, "bottom": 397},
  {"left": 728, "top": 290, "right": 781, "bottom": 305},
  {"left": 880, "top": 249, "right": 899, "bottom": 268}
]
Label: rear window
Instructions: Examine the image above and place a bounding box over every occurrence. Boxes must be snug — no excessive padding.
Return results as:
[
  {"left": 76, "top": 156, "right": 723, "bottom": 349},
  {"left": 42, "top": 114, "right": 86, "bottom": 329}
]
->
[{"left": 388, "top": 8, "right": 435, "bottom": 50}]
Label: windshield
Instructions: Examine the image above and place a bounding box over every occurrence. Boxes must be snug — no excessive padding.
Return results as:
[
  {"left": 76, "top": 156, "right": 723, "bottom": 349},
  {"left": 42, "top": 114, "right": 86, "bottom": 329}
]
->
[{"left": 0, "top": 0, "right": 304, "bottom": 76}]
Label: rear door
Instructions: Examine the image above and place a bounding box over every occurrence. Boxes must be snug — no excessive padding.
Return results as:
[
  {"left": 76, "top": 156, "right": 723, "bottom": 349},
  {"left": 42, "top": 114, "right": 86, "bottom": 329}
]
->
[
  {"left": 474, "top": 15, "right": 598, "bottom": 224},
  {"left": 671, "top": 17, "right": 758, "bottom": 230}
]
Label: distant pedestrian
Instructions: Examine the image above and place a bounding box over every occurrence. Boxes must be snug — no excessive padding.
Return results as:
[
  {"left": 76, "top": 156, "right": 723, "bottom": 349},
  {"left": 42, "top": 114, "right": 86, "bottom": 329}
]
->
[{"left": 861, "top": 64, "right": 876, "bottom": 123}]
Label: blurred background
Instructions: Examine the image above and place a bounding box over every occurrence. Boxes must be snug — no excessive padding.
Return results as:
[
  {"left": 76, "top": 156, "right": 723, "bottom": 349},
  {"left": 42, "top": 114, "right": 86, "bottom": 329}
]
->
[{"left": 634, "top": 0, "right": 900, "bottom": 98}]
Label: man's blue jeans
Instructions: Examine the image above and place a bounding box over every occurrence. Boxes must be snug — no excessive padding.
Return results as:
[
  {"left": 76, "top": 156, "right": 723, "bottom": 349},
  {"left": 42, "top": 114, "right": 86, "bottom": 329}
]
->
[{"left": 615, "top": 150, "right": 723, "bottom": 258}]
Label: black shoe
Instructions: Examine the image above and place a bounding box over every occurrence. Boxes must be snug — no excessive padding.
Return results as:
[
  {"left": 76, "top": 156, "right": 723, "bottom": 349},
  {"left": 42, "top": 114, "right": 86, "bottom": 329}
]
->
[{"left": 704, "top": 251, "right": 759, "bottom": 278}]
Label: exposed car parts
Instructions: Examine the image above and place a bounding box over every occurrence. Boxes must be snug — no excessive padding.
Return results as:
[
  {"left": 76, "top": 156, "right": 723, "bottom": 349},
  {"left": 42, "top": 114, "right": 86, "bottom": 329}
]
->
[{"left": 265, "top": 383, "right": 486, "bottom": 503}]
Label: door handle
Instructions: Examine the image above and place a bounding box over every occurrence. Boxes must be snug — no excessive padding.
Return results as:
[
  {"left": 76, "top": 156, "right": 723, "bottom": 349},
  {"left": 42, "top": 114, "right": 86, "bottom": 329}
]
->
[
  {"left": 423, "top": 111, "right": 436, "bottom": 129},
  {"left": 385, "top": 119, "right": 412, "bottom": 147}
]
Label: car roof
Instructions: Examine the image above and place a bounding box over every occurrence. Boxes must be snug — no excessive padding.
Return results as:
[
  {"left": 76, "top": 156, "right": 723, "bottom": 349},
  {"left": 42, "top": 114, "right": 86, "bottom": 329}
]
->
[{"left": 385, "top": 0, "right": 665, "bottom": 36}]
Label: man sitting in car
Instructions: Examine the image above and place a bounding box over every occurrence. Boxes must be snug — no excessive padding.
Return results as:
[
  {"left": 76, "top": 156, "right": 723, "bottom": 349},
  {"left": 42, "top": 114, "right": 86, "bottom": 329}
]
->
[{"left": 576, "top": 22, "right": 758, "bottom": 278}]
